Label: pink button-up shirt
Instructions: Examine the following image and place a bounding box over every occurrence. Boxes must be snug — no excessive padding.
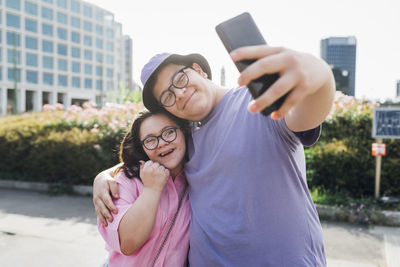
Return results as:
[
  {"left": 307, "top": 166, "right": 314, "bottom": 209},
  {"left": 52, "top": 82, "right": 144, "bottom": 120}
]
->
[{"left": 98, "top": 171, "right": 190, "bottom": 267}]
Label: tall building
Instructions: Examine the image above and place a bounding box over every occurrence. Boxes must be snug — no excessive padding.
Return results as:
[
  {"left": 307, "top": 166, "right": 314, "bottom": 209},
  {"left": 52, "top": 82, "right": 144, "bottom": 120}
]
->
[
  {"left": 123, "top": 35, "right": 132, "bottom": 90},
  {"left": 321, "top": 36, "right": 357, "bottom": 96},
  {"left": 396, "top": 80, "right": 400, "bottom": 98},
  {"left": 0, "top": 0, "right": 133, "bottom": 115}
]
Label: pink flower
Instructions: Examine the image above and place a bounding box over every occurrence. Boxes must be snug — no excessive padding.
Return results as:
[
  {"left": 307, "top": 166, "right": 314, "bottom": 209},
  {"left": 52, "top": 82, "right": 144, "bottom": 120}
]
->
[{"left": 93, "top": 144, "right": 101, "bottom": 150}]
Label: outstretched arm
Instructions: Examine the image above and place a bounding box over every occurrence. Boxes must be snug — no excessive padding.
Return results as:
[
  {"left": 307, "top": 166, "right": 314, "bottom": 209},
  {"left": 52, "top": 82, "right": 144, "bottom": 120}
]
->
[{"left": 231, "top": 45, "right": 335, "bottom": 132}]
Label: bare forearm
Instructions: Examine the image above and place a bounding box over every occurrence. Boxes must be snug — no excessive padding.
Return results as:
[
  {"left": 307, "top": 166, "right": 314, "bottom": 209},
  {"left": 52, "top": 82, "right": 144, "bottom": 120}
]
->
[
  {"left": 286, "top": 62, "right": 335, "bottom": 132},
  {"left": 119, "top": 187, "right": 162, "bottom": 255}
]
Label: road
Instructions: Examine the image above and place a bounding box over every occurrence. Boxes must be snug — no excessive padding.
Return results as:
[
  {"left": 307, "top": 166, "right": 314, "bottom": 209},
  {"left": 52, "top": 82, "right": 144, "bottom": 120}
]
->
[{"left": 0, "top": 188, "right": 399, "bottom": 267}]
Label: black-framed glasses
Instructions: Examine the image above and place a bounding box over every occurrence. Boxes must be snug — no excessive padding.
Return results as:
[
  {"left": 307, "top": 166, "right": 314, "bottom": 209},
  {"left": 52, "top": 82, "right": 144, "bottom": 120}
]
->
[
  {"left": 159, "top": 66, "right": 191, "bottom": 107},
  {"left": 140, "top": 125, "right": 182, "bottom": 150}
]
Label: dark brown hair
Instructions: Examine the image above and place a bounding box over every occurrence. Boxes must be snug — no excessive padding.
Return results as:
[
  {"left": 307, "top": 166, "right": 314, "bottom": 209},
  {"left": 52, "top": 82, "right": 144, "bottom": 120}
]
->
[{"left": 116, "top": 110, "right": 190, "bottom": 180}]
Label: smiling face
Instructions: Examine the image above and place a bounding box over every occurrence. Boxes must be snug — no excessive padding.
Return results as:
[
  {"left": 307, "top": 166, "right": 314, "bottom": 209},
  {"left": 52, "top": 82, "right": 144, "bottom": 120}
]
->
[
  {"left": 139, "top": 113, "right": 186, "bottom": 177},
  {"left": 153, "top": 63, "right": 216, "bottom": 122}
]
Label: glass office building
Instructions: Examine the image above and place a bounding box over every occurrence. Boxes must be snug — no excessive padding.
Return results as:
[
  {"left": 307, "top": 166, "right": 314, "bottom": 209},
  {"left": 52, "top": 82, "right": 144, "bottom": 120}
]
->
[
  {"left": 321, "top": 36, "right": 357, "bottom": 96},
  {"left": 0, "top": 0, "right": 132, "bottom": 114}
]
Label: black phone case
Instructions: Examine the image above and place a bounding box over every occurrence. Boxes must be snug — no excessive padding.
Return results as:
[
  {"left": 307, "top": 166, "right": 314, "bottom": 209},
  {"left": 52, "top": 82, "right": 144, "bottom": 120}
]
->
[{"left": 216, "top": 12, "right": 287, "bottom": 116}]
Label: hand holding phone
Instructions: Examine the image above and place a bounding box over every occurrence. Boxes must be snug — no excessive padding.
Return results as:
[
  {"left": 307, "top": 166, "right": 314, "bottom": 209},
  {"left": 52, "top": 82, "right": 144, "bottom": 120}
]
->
[{"left": 216, "top": 12, "right": 287, "bottom": 117}]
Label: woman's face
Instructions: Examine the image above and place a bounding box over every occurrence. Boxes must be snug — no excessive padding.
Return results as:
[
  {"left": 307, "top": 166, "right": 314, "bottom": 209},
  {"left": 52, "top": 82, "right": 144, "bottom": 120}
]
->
[{"left": 139, "top": 114, "right": 186, "bottom": 177}]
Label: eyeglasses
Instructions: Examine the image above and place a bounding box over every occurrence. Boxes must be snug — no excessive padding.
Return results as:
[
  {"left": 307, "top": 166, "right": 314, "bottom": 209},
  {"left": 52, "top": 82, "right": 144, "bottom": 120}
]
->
[
  {"left": 159, "top": 66, "right": 191, "bottom": 107},
  {"left": 140, "top": 125, "right": 182, "bottom": 150}
]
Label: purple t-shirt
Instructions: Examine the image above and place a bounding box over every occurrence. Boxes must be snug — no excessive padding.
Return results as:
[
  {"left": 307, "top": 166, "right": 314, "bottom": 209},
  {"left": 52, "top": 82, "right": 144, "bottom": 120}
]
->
[{"left": 185, "top": 87, "right": 326, "bottom": 266}]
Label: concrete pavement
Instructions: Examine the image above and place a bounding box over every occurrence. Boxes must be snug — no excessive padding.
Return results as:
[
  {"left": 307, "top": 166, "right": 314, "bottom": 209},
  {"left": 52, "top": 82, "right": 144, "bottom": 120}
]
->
[{"left": 0, "top": 188, "right": 399, "bottom": 267}]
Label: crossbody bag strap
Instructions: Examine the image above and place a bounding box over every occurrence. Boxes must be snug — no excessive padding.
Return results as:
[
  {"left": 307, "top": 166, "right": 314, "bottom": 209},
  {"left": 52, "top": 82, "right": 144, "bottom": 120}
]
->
[{"left": 150, "top": 183, "right": 188, "bottom": 267}]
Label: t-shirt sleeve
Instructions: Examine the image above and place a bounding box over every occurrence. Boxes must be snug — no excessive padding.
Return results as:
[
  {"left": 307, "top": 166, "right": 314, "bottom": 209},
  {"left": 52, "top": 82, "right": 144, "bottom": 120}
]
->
[
  {"left": 273, "top": 118, "right": 321, "bottom": 151},
  {"left": 97, "top": 172, "right": 141, "bottom": 254}
]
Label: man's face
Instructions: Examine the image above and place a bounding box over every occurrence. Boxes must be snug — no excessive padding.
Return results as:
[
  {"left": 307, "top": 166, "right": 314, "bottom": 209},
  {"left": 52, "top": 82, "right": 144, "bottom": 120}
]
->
[{"left": 152, "top": 63, "right": 215, "bottom": 121}]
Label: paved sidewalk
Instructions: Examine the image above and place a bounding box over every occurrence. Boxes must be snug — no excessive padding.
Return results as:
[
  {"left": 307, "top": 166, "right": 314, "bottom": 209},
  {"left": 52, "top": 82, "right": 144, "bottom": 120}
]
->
[{"left": 0, "top": 188, "right": 399, "bottom": 267}]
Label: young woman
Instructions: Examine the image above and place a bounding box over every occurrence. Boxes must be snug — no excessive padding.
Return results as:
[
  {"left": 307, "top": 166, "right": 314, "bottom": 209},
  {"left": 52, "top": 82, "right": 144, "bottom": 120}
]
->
[{"left": 98, "top": 110, "right": 191, "bottom": 267}]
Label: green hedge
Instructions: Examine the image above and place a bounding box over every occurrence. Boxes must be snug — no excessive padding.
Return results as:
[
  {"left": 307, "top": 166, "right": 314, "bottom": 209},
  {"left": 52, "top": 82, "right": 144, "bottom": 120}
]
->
[
  {"left": 306, "top": 95, "right": 400, "bottom": 198},
  {"left": 0, "top": 103, "right": 143, "bottom": 186}
]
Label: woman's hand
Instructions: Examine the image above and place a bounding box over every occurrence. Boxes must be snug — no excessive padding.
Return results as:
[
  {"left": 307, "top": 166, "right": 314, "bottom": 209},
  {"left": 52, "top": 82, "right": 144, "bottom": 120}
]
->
[{"left": 140, "top": 160, "right": 170, "bottom": 193}]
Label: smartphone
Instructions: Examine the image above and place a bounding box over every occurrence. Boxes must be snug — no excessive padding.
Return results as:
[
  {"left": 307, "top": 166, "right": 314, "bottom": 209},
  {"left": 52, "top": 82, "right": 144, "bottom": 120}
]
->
[{"left": 216, "top": 12, "right": 287, "bottom": 116}]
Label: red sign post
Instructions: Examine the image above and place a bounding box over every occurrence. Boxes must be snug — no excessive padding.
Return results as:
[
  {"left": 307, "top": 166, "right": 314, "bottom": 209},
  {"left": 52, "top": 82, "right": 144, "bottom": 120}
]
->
[{"left": 371, "top": 139, "right": 385, "bottom": 198}]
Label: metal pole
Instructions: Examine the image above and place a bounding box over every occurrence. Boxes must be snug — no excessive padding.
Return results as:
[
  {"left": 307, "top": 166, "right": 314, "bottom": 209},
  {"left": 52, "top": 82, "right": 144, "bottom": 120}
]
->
[
  {"left": 374, "top": 138, "right": 383, "bottom": 198},
  {"left": 12, "top": 32, "right": 18, "bottom": 115}
]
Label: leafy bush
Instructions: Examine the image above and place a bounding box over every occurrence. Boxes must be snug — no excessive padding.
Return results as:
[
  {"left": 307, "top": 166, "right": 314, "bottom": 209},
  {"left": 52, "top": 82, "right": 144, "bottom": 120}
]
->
[
  {"left": 0, "top": 102, "right": 144, "bottom": 185},
  {"left": 306, "top": 92, "right": 400, "bottom": 197}
]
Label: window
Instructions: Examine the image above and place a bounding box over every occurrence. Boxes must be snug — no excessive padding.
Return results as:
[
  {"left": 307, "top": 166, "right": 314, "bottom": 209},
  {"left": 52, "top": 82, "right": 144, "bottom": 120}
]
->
[
  {"left": 84, "top": 50, "right": 92, "bottom": 60},
  {"left": 84, "top": 64, "right": 92, "bottom": 75},
  {"left": 57, "top": 28, "right": 67, "bottom": 40},
  {"left": 7, "top": 49, "right": 21, "bottom": 64},
  {"left": 58, "top": 74, "right": 67, "bottom": 86},
  {"left": 84, "top": 78, "right": 92, "bottom": 89},
  {"left": 71, "top": 61, "right": 80, "bottom": 73},
  {"left": 71, "top": 31, "right": 80, "bottom": 43},
  {"left": 6, "top": 32, "right": 21, "bottom": 46},
  {"left": 42, "top": 23, "right": 53, "bottom": 36},
  {"left": 83, "top": 21, "right": 92, "bottom": 32},
  {"left": 57, "top": 12, "right": 67, "bottom": 24},
  {"left": 25, "top": 18, "right": 38, "bottom": 33},
  {"left": 84, "top": 35, "right": 92, "bottom": 46},
  {"left": 25, "top": 36, "right": 38, "bottom": 50},
  {"left": 6, "top": 0, "right": 20, "bottom": 10},
  {"left": 72, "top": 77, "right": 80, "bottom": 88},
  {"left": 25, "top": 1, "right": 38, "bottom": 15},
  {"left": 42, "top": 40, "right": 53, "bottom": 53},
  {"left": 26, "top": 53, "right": 38, "bottom": 67},
  {"left": 95, "top": 25, "right": 103, "bottom": 35},
  {"left": 57, "top": 44, "right": 67, "bottom": 56},
  {"left": 26, "top": 70, "right": 38, "bottom": 84},
  {"left": 96, "top": 52, "right": 103, "bottom": 63},
  {"left": 57, "top": 27, "right": 67, "bottom": 40},
  {"left": 83, "top": 5, "right": 92, "bottom": 18},
  {"left": 95, "top": 39, "right": 103, "bottom": 49},
  {"left": 57, "top": 0, "right": 67, "bottom": 9},
  {"left": 71, "top": 16, "right": 80, "bottom": 28},
  {"left": 96, "top": 66, "right": 102, "bottom": 76},
  {"left": 95, "top": 10, "right": 103, "bottom": 22},
  {"left": 42, "top": 0, "right": 53, "bottom": 3},
  {"left": 106, "top": 29, "right": 114, "bottom": 39},
  {"left": 71, "top": 0, "right": 80, "bottom": 13},
  {"left": 71, "top": 47, "right": 80, "bottom": 58},
  {"left": 43, "top": 73, "right": 53, "bottom": 85},
  {"left": 58, "top": 58, "right": 67, "bottom": 71},
  {"left": 106, "top": 68, "right": 113, "bottom": 78},
  {"left": 96, "top": 80, "right": 102, "bottom": 90},
  {"left": 106, "top": 41, "right": 113, "bottom": 51},
  {"left": 42, "top": 7, "right": 53, "bottom": 20},
  {"left": 8, "top": 68, "right": 21, "bottom": 82},
  {"left": 106, "top": 55, "right": 113, "bottom": 65},
  {"left": 43, "top": 56, "right": 53, "bottom": 69},
  {"left": 106, "top": 81, "right": 113, "bottom": 90},
  {"left": 6, "top": 13, "right": 20, "bottom": 29}
]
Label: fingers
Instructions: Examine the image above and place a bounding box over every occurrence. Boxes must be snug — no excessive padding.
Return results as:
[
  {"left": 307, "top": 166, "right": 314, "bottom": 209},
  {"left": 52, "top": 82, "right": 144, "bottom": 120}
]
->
[
  {"left": 237, "top": 53, "right": 288, "bottom": 87},
  {"left": 230, "top": 45, "right": 284, "bottom": 62},
  {"left": 108, "top": 179, "right": 120, "bottom": 199},
  {"left": 94, "top": 196, "right": 113, "bottom": 226},
  {"left": 248, "top": 71, "right": 297, "bottom": 115},
  {"left": 275, "top": 86, "right": 308, "bottom": 119}
]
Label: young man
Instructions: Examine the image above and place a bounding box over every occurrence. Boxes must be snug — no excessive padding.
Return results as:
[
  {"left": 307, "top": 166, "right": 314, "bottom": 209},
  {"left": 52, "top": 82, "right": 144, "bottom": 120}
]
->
[{"left": 94, "top": 45, "right": 335, "bottom": 266}]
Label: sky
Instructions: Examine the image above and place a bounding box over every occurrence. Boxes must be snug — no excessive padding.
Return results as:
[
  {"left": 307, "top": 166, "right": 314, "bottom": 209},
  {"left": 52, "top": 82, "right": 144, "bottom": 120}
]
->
[{"left": 87, "top": 0, "right": 400, "bottom": 100}]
